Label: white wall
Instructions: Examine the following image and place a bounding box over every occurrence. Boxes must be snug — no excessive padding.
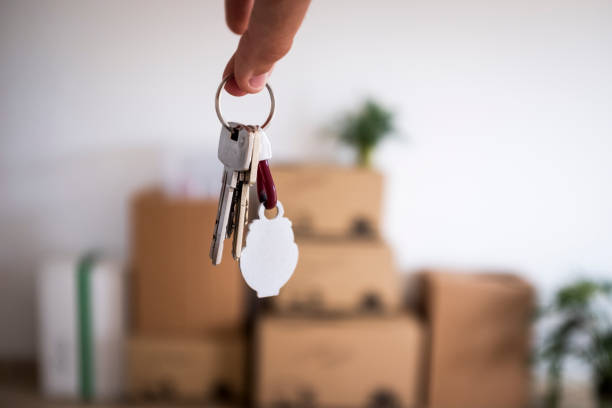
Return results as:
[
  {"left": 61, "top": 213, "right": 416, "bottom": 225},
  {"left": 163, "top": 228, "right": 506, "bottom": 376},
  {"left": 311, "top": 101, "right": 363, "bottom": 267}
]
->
[{"left": 1, "top": 0, "right": 611, "bottom": 357}]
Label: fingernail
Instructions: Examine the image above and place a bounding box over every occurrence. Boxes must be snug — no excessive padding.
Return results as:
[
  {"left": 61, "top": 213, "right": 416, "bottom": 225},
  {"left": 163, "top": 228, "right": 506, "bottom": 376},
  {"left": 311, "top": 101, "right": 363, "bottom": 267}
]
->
[{"left": 249, "top": 73, "right": 268, "bottom": 90}]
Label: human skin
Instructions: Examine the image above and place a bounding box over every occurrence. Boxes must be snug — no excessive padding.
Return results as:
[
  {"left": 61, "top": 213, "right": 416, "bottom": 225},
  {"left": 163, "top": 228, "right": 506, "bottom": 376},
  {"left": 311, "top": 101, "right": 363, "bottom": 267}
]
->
[{"left": 223, "top": 0, "right": 311, "bottom": 96}]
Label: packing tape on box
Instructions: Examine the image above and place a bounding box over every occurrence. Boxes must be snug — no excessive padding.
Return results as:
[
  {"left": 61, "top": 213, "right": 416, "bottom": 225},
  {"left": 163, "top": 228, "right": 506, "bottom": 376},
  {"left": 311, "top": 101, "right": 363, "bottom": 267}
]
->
[
  {"left": 76, "top": 253, "right": 94, "bottom": 400},
  {"left": 38, "top": 254, "right": 126, "bottom": 401}
]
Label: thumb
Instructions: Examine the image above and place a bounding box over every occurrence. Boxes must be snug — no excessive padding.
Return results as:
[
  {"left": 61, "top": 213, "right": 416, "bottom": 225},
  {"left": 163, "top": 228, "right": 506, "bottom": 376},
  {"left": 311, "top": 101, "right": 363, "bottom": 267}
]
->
[
  {"left": 232, "top": 31, "right": 283, "bottom": 93},
  {"left": 230, "top": 0, "right": 311, "bottom": 94}
]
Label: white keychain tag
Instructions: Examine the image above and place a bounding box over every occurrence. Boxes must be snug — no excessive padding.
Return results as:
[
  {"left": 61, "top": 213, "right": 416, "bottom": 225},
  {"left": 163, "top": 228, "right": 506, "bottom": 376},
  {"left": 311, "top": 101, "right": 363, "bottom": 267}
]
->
[
  {"left": 240, "top": 201, "right": 298, "bottom": 298},
  {"left": 258, "top": 129, "right": 272, "bottom": 161}
]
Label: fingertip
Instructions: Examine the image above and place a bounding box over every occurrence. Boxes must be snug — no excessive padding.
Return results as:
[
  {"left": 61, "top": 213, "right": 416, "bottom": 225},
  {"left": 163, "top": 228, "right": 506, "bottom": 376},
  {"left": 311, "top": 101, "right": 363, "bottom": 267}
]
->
[
  {"left": 227, "top": 19, "right": 247, "bottom": 35},
  {"left": 248, "top": 73, "right": 268, "bottom": 91},
  {"left": 232, "top": 69, "right": 271, "bottom": 95},
  {"left": 224, "top": 77, "right": 247, "bottom": 97}
]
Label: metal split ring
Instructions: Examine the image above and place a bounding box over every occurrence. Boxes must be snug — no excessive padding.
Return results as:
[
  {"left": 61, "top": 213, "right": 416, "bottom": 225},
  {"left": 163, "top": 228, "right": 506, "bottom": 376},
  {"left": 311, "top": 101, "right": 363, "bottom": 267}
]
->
[{"left": 215, "top": 75, "right": 275, "bottom": 130}]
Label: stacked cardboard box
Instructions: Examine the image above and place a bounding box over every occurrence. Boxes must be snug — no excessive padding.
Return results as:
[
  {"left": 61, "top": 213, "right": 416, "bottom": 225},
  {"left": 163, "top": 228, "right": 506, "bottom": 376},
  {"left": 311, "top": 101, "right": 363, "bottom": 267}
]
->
[
  {"left": 273, "top": 240, "right": 401, "bottom": 314},
  {"left": 421, "top": 270, "right": 534, "bottom": 408},
  {"left": 126, "top": 335, "right": 244, "bottom": 403},
  {"left": 126, "top": 168, "right": 535, "bottom": 408},
  {"left": 127, "top": 189, "right": 247, "bottom": 404},
  {"left": 270, "top": 165, "right": 384, "bottom": 237},
  {"left": 257, "top": 315, "right": 425, "bottom": 408},
  {"left": 256, "top": 165, "right": 427, "bottom": 408}
]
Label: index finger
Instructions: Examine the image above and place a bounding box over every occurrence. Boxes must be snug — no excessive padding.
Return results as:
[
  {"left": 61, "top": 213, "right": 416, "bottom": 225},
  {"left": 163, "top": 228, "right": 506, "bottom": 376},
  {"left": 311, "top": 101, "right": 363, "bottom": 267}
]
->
[{"left": 228, "top": 0, "right": 311, "bottom": 94}]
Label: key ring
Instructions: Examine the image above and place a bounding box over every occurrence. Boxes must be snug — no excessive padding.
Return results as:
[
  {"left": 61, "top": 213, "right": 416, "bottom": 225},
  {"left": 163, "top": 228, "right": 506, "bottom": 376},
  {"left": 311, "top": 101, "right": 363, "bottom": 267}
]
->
[{"left": 215, "top": 75, "right": 275, "bottom": 131}]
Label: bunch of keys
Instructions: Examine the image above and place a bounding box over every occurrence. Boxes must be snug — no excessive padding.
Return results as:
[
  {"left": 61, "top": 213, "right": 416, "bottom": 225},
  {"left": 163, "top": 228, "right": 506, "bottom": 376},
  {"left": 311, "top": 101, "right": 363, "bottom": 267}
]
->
[
  {"left": 210, "top": 76, "right": 298, "bottom": 298},
  {"left": 209, "top": 121, "right": 268, "bottom": 264}
]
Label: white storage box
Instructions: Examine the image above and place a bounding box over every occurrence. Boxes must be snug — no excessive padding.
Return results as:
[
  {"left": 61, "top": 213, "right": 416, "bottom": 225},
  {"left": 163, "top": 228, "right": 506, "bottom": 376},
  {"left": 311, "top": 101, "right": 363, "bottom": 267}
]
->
[{"left": 37, "top": 255, "right": 126, "bottom": 401}]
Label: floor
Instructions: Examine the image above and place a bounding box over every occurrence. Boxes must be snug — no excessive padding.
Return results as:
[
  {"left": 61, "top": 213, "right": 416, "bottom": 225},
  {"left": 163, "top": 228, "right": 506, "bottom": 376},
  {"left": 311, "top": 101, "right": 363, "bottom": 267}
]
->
[{"left": 0, "top": 361, "right": 596, "bottom": 408}]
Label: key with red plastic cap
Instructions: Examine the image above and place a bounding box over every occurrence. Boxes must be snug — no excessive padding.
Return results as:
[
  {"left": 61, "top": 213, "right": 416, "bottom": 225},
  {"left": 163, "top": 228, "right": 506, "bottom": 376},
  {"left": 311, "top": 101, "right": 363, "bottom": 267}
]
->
[{"left": 257, "top": 160, "right": 277, "bottom": 209}]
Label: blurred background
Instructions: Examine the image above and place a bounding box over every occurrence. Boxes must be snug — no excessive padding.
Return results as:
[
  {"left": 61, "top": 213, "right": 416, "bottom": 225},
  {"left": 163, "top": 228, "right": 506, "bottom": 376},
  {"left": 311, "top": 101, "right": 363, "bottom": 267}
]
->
[{"left": 1, "top": 0, "right": 612, "bottom": 407}]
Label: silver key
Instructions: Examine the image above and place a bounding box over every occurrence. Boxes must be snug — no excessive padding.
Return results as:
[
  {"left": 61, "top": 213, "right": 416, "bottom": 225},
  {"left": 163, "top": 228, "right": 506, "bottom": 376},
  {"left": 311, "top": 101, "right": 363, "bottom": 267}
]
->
[
  {"left": 211, "top": 123, "right": 255, "bottom": 264},
  {"left": 248, "top": 127, "right": 261, "bottom": 185},
  {"left": 210, "top": 166, "right": 239, "bottom": 264},
  {"left": 226, "top": 183, "right": 240, "bottom": 239},
  {"left": 232, "top": 128, "right": 261, "bottom": 259},
  {"left": 232, "top": 174, "right": 250, "bottom": 259},
  {"left": 210, "top": 168, "right": 228, "bottom": 262},
  {"left": 211, "top": 124, "right": 263, "bottom": 264},
  {"left": 224, "top": 124, "right": 255, "bottom": 239}
]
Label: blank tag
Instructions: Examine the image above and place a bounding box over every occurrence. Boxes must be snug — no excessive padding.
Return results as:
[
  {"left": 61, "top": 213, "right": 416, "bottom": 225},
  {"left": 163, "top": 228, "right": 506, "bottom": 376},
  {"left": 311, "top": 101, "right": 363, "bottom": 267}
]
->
[
  {"left": 258, "top": 129, "right": 272, "bottom": 161},
  {"left": 240, "top": 202, "right": 298, "bottom": 298}
]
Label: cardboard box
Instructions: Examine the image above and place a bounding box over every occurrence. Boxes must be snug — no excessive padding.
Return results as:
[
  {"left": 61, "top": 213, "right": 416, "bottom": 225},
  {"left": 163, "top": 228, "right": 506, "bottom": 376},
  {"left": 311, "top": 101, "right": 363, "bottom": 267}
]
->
[
  {"left": 423, "top": 271, "right": 534, "bottom": 408},
  {"left": 270, "top": 165, "right": 383, "bottom": 237},
  {"left": 256, "top": 315, "right": 426, "bottom": 408},
  {"left": 273, "top": 239, "right": 402, "bottom": 314},
  {"left": 130, "top": 189, "right": 244, "bottom": 335},
  {"left": 126, "top": 334, "right": 245, "bottom": 403}
]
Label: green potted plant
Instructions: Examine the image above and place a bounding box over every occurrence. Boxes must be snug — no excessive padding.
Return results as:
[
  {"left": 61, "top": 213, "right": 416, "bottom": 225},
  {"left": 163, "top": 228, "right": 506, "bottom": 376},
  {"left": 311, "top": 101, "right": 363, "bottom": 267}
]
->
[
  {"left": 539, "top": 279, "right": 612, "bottom": 408},
  {"left": 337, "top": 99, "right": 395, "bottom": 167}
]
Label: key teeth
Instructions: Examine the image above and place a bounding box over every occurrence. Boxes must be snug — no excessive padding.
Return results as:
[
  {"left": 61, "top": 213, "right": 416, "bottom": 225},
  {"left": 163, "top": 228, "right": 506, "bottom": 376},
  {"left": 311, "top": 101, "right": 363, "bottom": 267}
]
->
[{"left": 210, "top": 169, "right": 240, "bottom": 266}]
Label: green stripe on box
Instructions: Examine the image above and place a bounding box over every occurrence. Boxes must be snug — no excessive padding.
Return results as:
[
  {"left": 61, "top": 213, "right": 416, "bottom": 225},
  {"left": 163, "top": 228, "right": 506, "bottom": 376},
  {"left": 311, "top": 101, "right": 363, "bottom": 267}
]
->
[{"left": 77, "top": 254, "right": 95, "bottom": 401}]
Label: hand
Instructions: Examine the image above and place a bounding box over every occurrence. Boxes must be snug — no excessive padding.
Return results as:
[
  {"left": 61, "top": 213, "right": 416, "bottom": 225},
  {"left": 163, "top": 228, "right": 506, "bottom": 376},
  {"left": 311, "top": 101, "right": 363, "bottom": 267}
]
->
[{"left": 223, "top": 0, "right": 311, "bottom": 96}]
